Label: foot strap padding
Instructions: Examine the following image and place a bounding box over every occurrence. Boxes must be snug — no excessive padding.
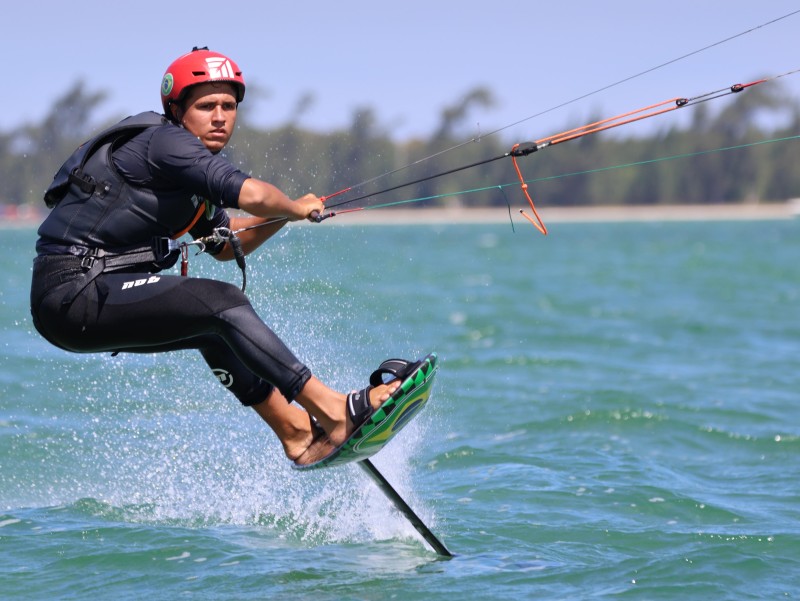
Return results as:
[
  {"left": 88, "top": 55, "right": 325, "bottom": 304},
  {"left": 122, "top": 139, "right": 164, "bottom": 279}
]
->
[
  {"left": 369, "top": 358, "right": 420, "bottom": 386},
  {"left": 346, "top": 386, "right": 374, "bottom": 428}
]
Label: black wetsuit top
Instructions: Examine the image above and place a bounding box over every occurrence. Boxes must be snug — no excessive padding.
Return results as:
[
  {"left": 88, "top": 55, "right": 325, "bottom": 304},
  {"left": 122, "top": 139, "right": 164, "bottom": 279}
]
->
[
  {"left": 30, "top": 114, "right": 311, "bottom": 404},
  {"left": 36, "top": 113, "right": 244, "bottom": 258}
]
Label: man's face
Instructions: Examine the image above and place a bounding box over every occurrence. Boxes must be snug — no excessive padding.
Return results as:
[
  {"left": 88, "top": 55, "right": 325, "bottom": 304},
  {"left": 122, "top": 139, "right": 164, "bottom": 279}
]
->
[{"left": 173, "top": 82, "right": 238, "bottom": 153}]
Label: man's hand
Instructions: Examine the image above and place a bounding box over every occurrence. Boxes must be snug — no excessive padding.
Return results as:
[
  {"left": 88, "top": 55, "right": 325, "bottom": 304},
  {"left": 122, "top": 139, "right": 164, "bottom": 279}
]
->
[{"left": 290, "top": 193, "right": 324, "bottom": 222}]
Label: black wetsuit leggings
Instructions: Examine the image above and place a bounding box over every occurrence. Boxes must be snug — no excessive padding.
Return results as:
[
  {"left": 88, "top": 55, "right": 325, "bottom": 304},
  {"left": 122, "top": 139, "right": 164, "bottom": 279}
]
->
[{"left": 30, "top": 255, "right": 312, "bottom": 405}]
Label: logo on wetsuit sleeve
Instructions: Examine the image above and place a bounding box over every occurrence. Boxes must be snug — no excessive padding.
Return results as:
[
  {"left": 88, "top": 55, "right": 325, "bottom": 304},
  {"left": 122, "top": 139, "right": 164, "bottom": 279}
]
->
[{"left": 212, "top": 368, "right": 234, "bottom": 388}]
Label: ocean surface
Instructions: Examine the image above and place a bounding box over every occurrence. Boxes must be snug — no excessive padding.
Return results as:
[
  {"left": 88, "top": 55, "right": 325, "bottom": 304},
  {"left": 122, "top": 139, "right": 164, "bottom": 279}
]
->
[{"left": 1, "top": 218, "right": 799, "bottom": 600}]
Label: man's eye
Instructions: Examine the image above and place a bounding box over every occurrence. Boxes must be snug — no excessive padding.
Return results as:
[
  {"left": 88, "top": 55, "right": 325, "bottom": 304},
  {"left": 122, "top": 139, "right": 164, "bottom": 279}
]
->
[{"left": 197, "top": 103, "right": 236, "bottom": 111}]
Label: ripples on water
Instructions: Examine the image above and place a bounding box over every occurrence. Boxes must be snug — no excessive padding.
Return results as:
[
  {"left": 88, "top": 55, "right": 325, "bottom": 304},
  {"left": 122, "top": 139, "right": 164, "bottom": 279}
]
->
[{"left": 1, "top": 220, "right": 799, "bottom": 599}]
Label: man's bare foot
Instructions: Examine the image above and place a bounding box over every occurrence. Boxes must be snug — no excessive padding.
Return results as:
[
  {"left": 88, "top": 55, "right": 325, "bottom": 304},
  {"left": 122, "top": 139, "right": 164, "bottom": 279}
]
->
[
  {"left": 288, "top": 379, "right": 401, "bottom": 462},
  {"left": 279, "top": 418, "right": 320, "bottom": 462},
  {"left": 251, "top": 390, "right": 323, "bottom": 462},
  {"left": 292, "top": 381, "right": 400, "bottom": 465},
  {"left": 325, "top": 381, "right": 400, "bottom": 448},
  {"left": 252, "top": 380, "right": 400, "bottom": 464},
  {"left": 292, "top": 435, "right": 336, "bottom": 466}
]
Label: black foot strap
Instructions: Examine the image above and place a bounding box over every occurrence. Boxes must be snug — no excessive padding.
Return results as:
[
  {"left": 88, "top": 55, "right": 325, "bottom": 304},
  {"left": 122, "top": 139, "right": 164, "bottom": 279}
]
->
[
  {"left": 369, "top": 358, "right": 420, "bottom": 386},
  {"left": 346, "top": 386, "right": 374, "bottom": 429}
]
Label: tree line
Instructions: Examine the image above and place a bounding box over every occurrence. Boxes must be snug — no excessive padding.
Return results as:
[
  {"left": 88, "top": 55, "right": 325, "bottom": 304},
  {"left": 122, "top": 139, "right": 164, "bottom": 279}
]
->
[{"left": 2, "top": 80, "right": 799, "bottom": 210}]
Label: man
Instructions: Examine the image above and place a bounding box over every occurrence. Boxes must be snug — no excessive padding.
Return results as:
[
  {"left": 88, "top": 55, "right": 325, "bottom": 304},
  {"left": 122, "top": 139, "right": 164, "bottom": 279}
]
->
[{"left": 29, "top": 47, "right": 401, "bottom": 466}]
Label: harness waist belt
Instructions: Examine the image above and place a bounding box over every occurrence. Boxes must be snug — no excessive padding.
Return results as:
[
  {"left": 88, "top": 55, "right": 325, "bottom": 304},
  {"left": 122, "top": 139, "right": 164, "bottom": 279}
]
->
[{"left": 60, "top": 238, "right": 175, "bottom": 305}]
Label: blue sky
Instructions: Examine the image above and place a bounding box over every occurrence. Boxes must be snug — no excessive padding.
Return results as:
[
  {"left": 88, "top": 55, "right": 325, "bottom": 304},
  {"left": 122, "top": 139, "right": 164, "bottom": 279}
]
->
[{"left": 6, "top": 1, "right": 800, "bottom": 141}]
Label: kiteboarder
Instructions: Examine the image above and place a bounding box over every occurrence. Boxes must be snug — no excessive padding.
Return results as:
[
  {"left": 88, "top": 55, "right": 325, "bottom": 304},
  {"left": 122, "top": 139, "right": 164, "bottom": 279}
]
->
[{"left": 29, "top": 47, "right": 402, "bottom": 466}]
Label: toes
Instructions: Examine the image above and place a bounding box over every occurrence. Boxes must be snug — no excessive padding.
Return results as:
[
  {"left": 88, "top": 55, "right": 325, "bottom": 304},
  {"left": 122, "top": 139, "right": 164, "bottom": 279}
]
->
[{"left": 370, "top": 382, "right": 399, "bottom": 407}]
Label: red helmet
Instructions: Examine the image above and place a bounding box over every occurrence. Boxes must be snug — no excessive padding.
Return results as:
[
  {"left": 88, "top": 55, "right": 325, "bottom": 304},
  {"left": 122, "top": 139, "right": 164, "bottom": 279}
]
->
[{"left": 160, "top": 47, "right": 245, "bottom": 114}]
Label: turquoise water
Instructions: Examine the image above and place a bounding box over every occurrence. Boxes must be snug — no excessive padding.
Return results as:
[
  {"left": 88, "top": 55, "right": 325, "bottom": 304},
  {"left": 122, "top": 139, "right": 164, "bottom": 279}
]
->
[{"left": 2, "top": 219, "right": 799, "bottom": 599}]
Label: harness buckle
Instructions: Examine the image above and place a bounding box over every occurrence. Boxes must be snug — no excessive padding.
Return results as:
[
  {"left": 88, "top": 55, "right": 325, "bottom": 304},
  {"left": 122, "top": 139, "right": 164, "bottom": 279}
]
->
[
  {"left": 152, "top": 236, "right": 180, "bottom": 261},
  {"left": 68, "top": 168, "right": 97, "bottom": 195},
  {"left": 79, "top": 248, "right": 104, "bottom": 270}
]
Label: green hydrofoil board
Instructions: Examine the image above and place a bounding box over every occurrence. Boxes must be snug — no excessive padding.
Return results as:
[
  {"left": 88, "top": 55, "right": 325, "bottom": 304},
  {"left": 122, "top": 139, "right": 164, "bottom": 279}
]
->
[{"left": 293, "top": 352, "right": 439, "bottom": 470}]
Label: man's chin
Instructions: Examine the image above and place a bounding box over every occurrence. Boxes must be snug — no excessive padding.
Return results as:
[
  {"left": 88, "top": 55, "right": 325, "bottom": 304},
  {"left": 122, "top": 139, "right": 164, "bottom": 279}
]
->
[{"left": 204, "top": 140, "right": 227, "bottom": 154}]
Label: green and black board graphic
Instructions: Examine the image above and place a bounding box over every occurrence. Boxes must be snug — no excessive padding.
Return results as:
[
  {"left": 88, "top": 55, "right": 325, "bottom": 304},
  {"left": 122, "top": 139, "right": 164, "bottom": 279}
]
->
[{"left": 294, "top": 353, "right": 439, "bottom": 470}]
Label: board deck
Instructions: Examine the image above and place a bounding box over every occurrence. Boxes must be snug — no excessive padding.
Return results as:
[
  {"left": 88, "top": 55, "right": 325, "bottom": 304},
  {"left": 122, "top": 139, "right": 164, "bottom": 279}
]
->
[{"left": 293, "top": 353, "right": 439, "bottom": 470}]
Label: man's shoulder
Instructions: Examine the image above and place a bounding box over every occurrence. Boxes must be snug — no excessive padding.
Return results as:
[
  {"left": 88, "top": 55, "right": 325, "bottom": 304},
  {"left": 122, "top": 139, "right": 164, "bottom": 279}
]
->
[
  {"left": 109, "top": 112, "right": 187, "bottom": 155},
  {"left": 104, "top": 111, "right": 171, "bottom": 140},
  {"left": 147, "top": 118, "right": 205, "bottom": 150},
  {"left": 119, "top": 111, "right": 169, "bottom": 127}
]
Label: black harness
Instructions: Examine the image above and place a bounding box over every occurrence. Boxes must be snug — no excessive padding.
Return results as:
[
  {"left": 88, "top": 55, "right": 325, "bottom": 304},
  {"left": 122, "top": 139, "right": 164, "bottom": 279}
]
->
[
  {"left": 44, "top": 112, "right": 169, "bottom": 209},
  {"left": 42, "top": 113, "right": 195, "bottom": 303},
  {"left": 41, "top": 112, "right": 249, "bottom": 302}
]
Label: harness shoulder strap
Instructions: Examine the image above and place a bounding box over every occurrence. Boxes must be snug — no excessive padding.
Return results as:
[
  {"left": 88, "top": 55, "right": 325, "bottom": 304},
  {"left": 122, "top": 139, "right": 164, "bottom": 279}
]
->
[
  {"left": 173, "top": 202, "right": 207, "bottom": 240},
  {"left": 44, "top": 112, "right": 169, "bottom": 208}
]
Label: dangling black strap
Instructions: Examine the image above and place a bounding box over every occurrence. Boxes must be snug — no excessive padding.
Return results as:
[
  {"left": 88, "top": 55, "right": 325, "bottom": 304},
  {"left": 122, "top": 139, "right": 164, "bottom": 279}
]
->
[
  {"left": 229, "top": 233, "right": 247, "bottom": 293},
  {"left": 196, "top": 227, "right": 248, "bottom": 292}
]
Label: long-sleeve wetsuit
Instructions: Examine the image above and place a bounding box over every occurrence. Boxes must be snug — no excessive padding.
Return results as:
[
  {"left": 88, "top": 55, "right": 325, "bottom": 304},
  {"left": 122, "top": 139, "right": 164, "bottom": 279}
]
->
[{"left": 30, "top": 113, "right": 311, "bottom": 404}]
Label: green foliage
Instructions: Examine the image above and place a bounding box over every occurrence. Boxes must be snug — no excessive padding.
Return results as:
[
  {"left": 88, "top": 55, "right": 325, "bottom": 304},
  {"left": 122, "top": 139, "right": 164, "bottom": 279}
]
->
[
  {"left": 1, "top": 82, "right": 108, "bottom": 205},
  {"left": 2, "top": 81, "right": 799, "bottom": 208}
]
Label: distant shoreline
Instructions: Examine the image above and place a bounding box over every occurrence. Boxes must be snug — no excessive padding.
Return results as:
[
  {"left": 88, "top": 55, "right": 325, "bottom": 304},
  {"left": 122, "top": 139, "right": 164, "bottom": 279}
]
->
[
  {"left": 316, "top": 201, "right": 800, "bottom": 225},
  {"left": 3, "top": 201, "right": 799, "bottom": 229}
]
